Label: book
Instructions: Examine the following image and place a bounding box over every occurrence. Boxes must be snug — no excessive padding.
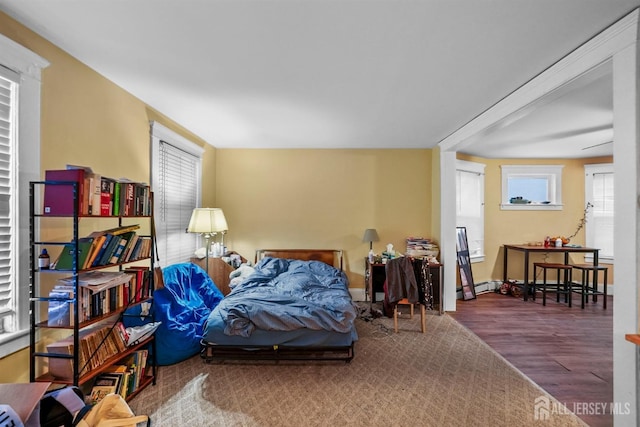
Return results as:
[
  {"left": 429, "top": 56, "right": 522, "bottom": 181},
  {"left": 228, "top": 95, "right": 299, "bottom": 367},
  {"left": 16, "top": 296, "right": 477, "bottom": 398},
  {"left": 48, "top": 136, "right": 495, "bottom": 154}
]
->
[
  {"left": 98, "top": 235, "right": 123, "bottom": 266},
  {"left": 47, "top": 288, "right": 74, "bottom": 327},
  {"left": 83, "top": 234, "right": 106, "bottom": 269},
  {"left": 88, "top": 172, "right": 102, "bottom": 216},
  {"left": 122, "top": 182, "right": 135, "bottom": 216},
  {"left": 100, "top": 177, "right": 115, "bottom": 216},
  {"left": 53, "top": 237, "right": 94, "bottom": 270},
  {"left": 91, "top": 234, "right": 113, "bottom": 267},
  {"left": 121, "top": 234, "right": 139, "bottom": 263},
  {"left": 88, "top": 224, "right": 140, "bottom": 238},
  {"left": 115, "top": 321, "right": 130, "bottom": 346},
  {"left": 113, "top": 181, "right": 121, "bottom": 216},
  {"left": 59, "top": 271, "right": 132, "bottom": 297},
  {"left": 43, "top": 169, "right": 86, "bottom": 216},
  {"left": 90, "top": 373, "right": 121, "bottom": 404},
  {"left": 108, "top": 237, "right": 128, "bottom": 265}
]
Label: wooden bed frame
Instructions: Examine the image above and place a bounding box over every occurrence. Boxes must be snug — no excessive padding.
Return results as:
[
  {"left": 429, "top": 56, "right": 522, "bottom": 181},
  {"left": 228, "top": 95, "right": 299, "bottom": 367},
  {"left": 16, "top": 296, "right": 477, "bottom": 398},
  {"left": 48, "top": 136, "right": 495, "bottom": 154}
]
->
[
  {"left": 255, "top": 249, "right": 343, "bottom": 270},
  {"left": 200, "top": 249, "right": 354, "bottom": 363}
]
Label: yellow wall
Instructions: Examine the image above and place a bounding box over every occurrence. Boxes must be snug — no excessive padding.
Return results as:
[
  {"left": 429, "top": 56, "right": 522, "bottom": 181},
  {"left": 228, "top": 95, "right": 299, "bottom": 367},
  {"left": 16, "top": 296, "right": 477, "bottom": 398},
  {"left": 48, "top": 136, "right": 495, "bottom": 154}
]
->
[
  {"left": 0, "top": 11, "right": 215, "bottom": 383},
  {"left": 215, "top": 149, "right": 435, "bottom": 285}
]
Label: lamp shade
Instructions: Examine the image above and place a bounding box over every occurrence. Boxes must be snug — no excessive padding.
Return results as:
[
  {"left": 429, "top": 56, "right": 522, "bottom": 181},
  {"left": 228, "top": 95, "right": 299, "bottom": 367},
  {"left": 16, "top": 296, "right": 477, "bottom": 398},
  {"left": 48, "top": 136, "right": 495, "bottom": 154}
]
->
[
  {"left": 187, "top": 208, "right": 228, "bottom": 234},
  {"left": 362, "top": 228, "right": 379, "bottom": 243}
]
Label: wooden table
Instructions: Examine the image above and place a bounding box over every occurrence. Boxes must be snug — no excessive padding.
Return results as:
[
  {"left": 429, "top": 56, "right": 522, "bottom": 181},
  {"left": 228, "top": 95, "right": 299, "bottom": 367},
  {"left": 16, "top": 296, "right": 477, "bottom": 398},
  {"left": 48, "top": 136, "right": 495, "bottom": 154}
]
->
[{"left": 503, "top": 244, "right": 600, "bottom": 301}]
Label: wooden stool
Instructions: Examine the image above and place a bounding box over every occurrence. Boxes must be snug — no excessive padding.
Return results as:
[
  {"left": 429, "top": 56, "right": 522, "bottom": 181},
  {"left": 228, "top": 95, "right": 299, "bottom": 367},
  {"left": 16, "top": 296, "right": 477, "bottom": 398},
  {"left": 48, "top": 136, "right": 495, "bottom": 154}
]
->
[
  {"left": 571, "top": 264, "right": 608, "bottom": 309},
  {"left": 533, "top": 263, "right": 573, "bottom": 307},
  {"left": 393, "top": 299, "right": 426, "bottom": 333}
]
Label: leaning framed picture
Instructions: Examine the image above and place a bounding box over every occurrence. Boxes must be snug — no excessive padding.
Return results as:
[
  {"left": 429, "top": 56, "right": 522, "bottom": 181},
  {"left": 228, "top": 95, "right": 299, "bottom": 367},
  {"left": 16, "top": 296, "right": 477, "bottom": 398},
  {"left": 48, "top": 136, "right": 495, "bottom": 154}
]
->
[{"left": 456, "top": 227, "right": 476, "bottom": 300}]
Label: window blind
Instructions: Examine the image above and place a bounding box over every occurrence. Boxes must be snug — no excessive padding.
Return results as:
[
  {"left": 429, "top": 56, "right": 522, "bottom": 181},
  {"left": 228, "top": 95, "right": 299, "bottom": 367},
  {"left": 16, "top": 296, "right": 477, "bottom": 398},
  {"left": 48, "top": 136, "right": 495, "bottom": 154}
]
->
[
  {"left": 0, "top": 70, "right": 17, "bottom": 326},
  {"left": 591, "top": 172, "right": 614, "bottom": 258},
  {"left": 155, "top": 140, "right": 199, "bottom": 266},
  {"left": 456, "top": 169, "right": 484, "bottom": 258}
]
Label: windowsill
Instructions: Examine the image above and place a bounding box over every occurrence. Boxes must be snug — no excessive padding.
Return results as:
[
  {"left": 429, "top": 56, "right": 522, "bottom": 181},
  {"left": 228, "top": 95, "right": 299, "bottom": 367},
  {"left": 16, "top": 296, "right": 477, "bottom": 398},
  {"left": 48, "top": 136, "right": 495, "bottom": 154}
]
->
[
  {"left": 470, "top": 255, "right": 485, "bottom": 263},
  {"left": 0, "top": 329, "right": 29, "bottom": 359},
  {"left": 500, "top": 203, "right": 563, "bottom": 211}
]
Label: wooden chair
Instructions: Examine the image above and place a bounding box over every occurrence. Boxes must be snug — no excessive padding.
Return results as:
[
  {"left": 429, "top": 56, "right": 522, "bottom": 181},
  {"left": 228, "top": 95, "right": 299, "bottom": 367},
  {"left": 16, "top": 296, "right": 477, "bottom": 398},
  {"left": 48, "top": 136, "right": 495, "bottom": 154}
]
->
[
  {"left": 383, "top": 257, "right": 426, "bottom": 333},
  {"left": 393, "top": 299, "right": 426, "bottom": 333}
]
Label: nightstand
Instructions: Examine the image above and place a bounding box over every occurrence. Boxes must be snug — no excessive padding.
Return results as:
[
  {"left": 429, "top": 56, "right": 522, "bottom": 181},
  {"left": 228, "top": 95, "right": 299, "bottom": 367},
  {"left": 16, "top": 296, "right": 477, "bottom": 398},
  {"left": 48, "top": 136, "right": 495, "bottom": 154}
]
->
[{"left": 191, "top": 252, "right": 246, "bottom": 295}]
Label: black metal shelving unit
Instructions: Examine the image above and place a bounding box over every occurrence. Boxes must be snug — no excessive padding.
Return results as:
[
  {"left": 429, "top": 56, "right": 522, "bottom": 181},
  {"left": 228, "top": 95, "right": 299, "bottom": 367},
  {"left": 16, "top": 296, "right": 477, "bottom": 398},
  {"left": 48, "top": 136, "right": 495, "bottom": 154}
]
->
[{"left": 28, "top": 179, "right": 157, "bottom": 399}]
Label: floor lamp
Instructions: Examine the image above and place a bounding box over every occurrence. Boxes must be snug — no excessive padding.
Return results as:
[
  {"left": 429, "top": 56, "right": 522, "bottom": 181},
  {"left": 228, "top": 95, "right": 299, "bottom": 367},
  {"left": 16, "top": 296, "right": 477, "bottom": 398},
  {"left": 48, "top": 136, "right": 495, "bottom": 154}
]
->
[{"left": 187, "top": 208, "right": 228, "bottom": 275}]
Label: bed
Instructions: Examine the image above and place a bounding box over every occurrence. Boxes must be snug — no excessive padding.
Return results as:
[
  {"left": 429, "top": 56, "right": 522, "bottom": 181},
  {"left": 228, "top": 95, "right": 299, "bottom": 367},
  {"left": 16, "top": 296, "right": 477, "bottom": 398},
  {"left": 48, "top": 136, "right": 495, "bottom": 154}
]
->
[{"left": 200, "top": 249, "right": 358, "bottom": 362}]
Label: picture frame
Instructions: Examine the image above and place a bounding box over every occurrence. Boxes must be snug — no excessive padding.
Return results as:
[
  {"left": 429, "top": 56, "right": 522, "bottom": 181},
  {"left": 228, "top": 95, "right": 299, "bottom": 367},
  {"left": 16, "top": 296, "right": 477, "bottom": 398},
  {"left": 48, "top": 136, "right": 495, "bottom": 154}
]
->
[{"left": 456, "top": 227, "right": 476, "bottom": 300}]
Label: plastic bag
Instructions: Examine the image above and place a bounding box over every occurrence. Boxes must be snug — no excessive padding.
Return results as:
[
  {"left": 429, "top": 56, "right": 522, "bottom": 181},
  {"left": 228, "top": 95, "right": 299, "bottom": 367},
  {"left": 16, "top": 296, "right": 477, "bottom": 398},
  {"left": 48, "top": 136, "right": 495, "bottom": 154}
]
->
[
  {"left": 73, "top": 393, "right": 148, "bottom": 427},
  {"left": 125, "top": 321, "right": 161, "bottom": 346}
]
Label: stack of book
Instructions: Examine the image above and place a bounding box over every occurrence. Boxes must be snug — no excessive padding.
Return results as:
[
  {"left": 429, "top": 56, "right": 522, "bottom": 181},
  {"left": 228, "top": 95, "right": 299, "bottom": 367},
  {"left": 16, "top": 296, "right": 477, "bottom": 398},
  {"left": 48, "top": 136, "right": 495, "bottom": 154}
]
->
[
  {"left": 405, "top": 237, "right": 439, "bottom": 259},
  {"left": 47, "top": 322, "right": 129, "bottom": 380},
  {"left": 89, "top": 349, "right": 149, "bottom": 403},
  {"left": 43, "top": 165, "right": 151, "bottom": 217},
  {"left": 52, "top": 224, "right": 152, "bottom": 271},
  {"left": 50, "top": 268, "right": 151, "bottom": 324}
]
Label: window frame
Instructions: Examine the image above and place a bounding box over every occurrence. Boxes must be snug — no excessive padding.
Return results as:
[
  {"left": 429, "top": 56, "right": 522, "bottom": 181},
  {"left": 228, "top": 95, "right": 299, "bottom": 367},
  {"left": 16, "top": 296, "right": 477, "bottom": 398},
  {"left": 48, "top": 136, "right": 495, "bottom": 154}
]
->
[
  {"left": 0, "top": 34, "right": 48, "bottom": 358},
  {"left": 500, "top": 164, "right": 564, "bottom": 210},
  {"left": 584, "top": 163, "right": 614, "bottom": 263},
  {"left": 150, "top": 121, "right": 204, "bottom": 268},
  {"left": 456, "top": 159, "right": 485, "bottom": 263}
]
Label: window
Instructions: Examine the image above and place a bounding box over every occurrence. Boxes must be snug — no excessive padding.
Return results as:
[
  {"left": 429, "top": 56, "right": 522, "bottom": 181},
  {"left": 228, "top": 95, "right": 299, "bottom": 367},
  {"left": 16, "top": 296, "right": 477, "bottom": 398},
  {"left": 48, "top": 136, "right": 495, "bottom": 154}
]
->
[
  {"left": 585, "top": 163, "right": 614, "bottom": 261},
  {"left": 0, "top": 34, "right": 48, "bottom": 358},
  {"left": 501, "top": 165, "right": 563, "bottom": 210},
  {"left": 151, "top": 121, "right": 204, "bottom": 267},
  {"left": 456, "top": 160, "right": 485, "bottom": 261}
]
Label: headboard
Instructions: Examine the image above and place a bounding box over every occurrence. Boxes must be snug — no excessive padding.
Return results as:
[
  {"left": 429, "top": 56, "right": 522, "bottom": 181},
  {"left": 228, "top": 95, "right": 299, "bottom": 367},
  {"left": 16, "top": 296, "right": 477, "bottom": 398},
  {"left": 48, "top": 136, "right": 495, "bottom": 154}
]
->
[{"left": 255, "top": 249, "right": 344, "bottom": 271}]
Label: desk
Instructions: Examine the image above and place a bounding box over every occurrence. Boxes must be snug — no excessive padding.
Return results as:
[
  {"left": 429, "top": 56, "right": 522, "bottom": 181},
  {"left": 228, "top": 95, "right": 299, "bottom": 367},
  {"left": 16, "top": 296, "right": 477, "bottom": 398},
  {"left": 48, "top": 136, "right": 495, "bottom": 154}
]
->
[
  {"left": 365, "top": 258, "right": 443, "bottom": 313},
  {"left": 503, "top": 244, "right": 599, "bottom": 301}
]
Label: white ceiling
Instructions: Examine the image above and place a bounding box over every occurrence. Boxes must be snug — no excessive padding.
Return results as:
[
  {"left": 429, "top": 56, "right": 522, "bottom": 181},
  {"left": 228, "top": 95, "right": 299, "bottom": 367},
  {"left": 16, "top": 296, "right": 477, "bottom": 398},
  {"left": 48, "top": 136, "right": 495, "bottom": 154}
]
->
[{"left": 0, "top": 0, "right": 637, "bottom": 157}]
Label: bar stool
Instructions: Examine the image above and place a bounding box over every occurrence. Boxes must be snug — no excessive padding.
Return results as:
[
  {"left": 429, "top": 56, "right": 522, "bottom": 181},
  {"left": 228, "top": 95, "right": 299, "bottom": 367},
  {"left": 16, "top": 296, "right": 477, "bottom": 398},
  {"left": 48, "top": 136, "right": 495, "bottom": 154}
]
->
[
  {"left": 571, "top": 264, "right": 608, "bottom": 309},
  {"left": 533, "top": 263, "right": 573, "bottom": 307}
]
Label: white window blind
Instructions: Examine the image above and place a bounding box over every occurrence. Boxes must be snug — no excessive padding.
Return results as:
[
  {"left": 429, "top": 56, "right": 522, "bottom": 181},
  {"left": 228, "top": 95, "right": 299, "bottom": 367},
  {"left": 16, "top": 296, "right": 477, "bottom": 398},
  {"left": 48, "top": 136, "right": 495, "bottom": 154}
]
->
[
  {"left": 585, "top": 164, "right": 614, "bottom": 260},
  {"left": 0, "top": 35, "right": 47, "bottom": 357},
  {"left": 456, "top": 160, "right": 485, "bottom": 260},
  {"left": 0, "top": 70, "right": 16, "bottom": 330},
  {"left": 151, "top": 122, "right": 203, "bottom": 268}
]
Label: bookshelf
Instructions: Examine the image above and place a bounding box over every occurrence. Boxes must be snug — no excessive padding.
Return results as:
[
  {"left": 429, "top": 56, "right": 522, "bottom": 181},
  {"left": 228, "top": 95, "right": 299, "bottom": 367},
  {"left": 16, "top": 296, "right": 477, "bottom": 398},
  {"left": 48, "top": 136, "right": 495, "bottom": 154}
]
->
[{"left": 29, "top": 174, "right": 156, "bottom": 401}]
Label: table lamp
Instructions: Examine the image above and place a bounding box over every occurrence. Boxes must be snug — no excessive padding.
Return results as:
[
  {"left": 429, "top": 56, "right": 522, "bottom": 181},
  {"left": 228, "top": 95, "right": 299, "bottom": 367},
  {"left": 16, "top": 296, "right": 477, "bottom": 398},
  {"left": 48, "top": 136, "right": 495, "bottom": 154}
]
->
[
  {"left": 187, "top": 208, "right": 228, "bottom": 274},
  {"left": 362, "top": 228, "right": 379, "bottom": 250}
]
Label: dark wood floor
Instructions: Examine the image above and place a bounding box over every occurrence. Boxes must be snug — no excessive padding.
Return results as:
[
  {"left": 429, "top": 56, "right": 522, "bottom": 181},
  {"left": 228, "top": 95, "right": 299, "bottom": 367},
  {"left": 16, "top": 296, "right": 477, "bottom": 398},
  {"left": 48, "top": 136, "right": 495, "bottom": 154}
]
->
[{"left": 449, "top": 290, "right": 612, "bottom": 427}]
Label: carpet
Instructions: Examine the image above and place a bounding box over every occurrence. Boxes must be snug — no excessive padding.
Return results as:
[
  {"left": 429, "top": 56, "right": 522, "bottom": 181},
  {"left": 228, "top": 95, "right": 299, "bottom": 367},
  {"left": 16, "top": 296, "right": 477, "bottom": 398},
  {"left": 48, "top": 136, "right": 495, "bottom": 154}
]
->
[{"left": 128, "top": 305, "right": 586, "bottom": 426}]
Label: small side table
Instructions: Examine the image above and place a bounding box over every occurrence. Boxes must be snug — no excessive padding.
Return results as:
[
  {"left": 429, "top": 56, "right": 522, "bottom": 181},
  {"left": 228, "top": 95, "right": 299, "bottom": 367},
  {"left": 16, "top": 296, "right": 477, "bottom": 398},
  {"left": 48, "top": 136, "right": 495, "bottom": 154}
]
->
[
  {"left": 191, "top": 252, "right": 246, "bottom": 295},
  {"left": 365, "top": 259, "right": 386, "bottom": 303}
]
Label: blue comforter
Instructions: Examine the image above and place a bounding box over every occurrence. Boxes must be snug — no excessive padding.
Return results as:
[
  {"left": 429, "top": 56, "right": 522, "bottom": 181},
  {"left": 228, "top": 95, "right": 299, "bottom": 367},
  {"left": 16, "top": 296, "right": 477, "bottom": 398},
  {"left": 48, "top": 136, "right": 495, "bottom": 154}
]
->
[{"left": 211, "top": 257, "right": 357, "bottom": 338}]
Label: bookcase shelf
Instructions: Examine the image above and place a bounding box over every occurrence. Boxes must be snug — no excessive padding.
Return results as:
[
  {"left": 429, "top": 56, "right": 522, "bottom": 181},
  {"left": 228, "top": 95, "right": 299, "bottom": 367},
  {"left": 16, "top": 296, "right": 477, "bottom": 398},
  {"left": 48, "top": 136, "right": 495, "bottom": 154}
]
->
[
  {"left": 34, "top": 336, "right": 154, "bottom": 386},
  {"left": 29, "top": 177, "right": 157, "bottom": 401}
]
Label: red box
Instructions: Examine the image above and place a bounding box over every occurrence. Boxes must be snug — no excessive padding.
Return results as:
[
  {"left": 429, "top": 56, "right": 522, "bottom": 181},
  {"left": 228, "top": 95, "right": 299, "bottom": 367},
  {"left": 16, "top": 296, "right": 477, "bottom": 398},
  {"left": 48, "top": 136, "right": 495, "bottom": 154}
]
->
[{"left": 43, "top": 169, "right": 85, "bottom": 216}]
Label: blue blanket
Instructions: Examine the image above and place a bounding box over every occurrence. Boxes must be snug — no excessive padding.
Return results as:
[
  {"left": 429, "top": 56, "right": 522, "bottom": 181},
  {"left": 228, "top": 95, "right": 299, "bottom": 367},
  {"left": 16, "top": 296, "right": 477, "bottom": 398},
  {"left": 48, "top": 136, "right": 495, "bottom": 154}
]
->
[{"left": 211, "top": 257, "right": 357, "bottom": 338}]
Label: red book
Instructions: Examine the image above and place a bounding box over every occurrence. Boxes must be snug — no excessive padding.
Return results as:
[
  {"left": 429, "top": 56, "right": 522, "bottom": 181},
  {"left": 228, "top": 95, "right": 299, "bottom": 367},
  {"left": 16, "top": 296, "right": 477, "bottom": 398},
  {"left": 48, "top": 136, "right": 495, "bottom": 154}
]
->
[
  {"left": 100, "top": 177, "right": 115, "bottom": 216},
  {"left": 43, "top": 169, "right": 85, "bottom": 216}
]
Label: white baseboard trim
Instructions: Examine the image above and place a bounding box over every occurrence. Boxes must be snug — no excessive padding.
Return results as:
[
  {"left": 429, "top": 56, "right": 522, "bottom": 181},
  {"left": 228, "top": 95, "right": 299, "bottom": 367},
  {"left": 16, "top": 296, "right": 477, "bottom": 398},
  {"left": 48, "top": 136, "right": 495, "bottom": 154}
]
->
[{"left": 352, "top": 281, "right": 614, "bottom": 303}]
